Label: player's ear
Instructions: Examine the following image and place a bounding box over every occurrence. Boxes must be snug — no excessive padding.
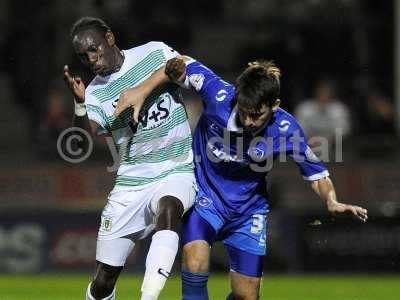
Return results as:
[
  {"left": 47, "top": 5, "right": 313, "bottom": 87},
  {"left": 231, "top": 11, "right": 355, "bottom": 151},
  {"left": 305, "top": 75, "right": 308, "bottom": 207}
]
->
[
  {"left": 105, "top": 31, "right": 115, "bottom": 47},
  {"left": 272, "top": 99, "right": 281, "bottom": 112}
]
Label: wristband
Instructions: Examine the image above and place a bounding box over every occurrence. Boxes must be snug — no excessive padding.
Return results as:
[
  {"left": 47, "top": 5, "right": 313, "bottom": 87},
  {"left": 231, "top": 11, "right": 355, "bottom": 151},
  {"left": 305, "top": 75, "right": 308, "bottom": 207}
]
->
[
  {"left": 178, "top": 76, "right": 190, "bottom": 89},
  {"left": 74, "top": 100, "right": 87, "bottom": 117}
]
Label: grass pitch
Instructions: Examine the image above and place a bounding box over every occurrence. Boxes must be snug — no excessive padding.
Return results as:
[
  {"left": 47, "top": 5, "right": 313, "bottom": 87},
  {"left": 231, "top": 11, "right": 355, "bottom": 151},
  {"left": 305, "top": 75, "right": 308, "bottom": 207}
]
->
[{"left": 0, "top": 273, "right": 399, "bottom": 300}]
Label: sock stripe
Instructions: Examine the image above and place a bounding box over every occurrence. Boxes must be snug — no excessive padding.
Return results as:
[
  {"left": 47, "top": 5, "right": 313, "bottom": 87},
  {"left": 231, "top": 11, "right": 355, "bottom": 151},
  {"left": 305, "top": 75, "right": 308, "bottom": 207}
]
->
[
  {"left": 182, "top": 271, "right": 210, "bottom": 299},
  {"left": 181, "top": 271, "right": 209, "bottom": 284}
]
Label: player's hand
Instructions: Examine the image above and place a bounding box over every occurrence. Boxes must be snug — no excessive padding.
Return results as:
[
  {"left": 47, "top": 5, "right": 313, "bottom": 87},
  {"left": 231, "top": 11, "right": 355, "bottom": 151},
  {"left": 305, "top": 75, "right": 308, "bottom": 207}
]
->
[
  {"left": 63, "top": 65, "right": 85, "bottom": 103},
  {"left": 165, "top": 57, "right": 186, "bottom": 83},
  {"left": 114, "top": 86, "right": 146, "bottom": 123},
  {"left": 327, "top": 201, "right": 368, "bottom": 222}
]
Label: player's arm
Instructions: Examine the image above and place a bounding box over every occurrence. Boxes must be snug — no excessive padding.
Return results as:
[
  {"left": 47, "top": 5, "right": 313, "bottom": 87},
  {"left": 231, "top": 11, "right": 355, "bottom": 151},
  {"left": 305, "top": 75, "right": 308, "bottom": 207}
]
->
[
  {"left": 310, "top": 176, "right": 368, "bottom": 222},
  {"left": 63, "top": 65, "right": 102, "bottom": 136},
  {"left": 114, "top": 56, "right": 232, "bottom": 119},
  {"left": 287, "top": 121, "right": 368, "bottom": 222},
  {"left": 114, "top": 63, "right": 171, "bottom": 121},
  {"left": 113, "top": 56, "right": 192, "bottom": 121}
]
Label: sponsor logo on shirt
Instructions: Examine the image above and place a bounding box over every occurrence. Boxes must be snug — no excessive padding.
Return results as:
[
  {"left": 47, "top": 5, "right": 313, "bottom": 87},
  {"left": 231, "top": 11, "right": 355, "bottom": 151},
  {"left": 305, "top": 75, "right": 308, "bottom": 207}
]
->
[
  {"left": 278, "top": 120, "right": 291, "bottom": 133},
  {"left": 208, "top": 142, "right": 247, "bottom": 164},
  {"left": 215, "top": 89, "right": 228, "bottom": 102}
]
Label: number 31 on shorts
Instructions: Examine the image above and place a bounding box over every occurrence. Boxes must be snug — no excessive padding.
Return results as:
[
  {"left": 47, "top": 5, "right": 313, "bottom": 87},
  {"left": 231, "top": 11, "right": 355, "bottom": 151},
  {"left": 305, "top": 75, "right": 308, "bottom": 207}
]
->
[{"left": 251, "top": 214, "right": 267, "bottom": 245}]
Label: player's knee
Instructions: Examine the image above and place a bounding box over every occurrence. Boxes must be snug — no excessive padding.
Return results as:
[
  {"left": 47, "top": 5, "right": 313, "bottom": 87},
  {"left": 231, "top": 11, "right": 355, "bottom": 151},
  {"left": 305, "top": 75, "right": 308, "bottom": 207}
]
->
[
  {"left": 92, "top": 262, "right": 122, "bottom": 297},
  {"left": 240, "top": 276, "right": 261, "bottom": 291},
  {"left": 184, "top": 256, "right": 209, "bottom": 273},
  {"left": 183, "top": 244, "right": 209, "bottom": 273}
]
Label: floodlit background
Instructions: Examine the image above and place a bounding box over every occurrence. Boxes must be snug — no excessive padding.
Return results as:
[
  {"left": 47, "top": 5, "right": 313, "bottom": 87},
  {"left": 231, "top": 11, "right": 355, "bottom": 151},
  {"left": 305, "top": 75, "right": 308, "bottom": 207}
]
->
[{"left": 0, "top": 0, "right": 399, "bottom": 299}]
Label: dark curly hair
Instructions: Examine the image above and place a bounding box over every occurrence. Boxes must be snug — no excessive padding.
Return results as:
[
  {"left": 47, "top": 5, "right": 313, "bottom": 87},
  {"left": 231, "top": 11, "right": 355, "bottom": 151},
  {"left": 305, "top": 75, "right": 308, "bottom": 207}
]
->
[
  {"left": 70, "top": 17, "right": 111, "bottom": 39},
  {"left": 235, "top": 60, "right": 281, "bottom": 112}
]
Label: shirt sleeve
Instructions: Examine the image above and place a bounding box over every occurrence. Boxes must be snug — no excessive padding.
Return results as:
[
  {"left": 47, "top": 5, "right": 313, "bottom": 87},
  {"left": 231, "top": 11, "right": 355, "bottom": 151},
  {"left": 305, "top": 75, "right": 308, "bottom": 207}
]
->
[
  {"left": 85, "top": 93, "right": 109, "bottom": 133},
  {"left": 185, "top": 60, "right": 235, "bottom": 115},
  {"left": 151, "top": 41, "right": 180, "bottom": 61},
  {"left": 285, "top": 119, "right": 329, "bottom": 181}
]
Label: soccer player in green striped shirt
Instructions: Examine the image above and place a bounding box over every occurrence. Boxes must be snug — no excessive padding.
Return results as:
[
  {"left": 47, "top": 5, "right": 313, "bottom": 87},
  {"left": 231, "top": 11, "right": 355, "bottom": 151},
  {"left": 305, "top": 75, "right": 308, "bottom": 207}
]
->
[{"left": 63, "top": 17, "right": 196, "bottom": 300}]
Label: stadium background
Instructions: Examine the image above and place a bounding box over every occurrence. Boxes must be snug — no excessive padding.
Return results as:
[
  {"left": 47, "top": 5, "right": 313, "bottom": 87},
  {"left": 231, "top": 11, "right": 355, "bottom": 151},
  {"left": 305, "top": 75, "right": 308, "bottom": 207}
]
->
[{"left": 0, "top": 0, "right": 399, "bottom": 299}]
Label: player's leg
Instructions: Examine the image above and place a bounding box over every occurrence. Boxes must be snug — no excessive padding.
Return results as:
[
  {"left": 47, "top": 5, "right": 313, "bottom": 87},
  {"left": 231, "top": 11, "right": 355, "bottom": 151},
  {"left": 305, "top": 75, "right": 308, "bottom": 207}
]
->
[
  {"left": 226, "top": 246, "right": 264, "bottom": 300},
  {"left": 86, "top": 237, "right": 135, "bottom": 300},
  {"left": 181, "top": 208, "right": 217, "bottom": 300},
  {"left": 223, "top": 212, "right": 267, "bottom": 300},
  {"left": 155, "top": 195, "right": 184, "bottom": 231},
  {"left": 87, "top": 262, "right": 122, "bottom": 300},
  {"left": 140, "top": 174, "right": 197, "bottom": 300},
  {"left": 140, "top": 195, "right": 183, "bottom": 300},
  {"left": 87, "top": 188, "right": 147, "bottom": 300}
]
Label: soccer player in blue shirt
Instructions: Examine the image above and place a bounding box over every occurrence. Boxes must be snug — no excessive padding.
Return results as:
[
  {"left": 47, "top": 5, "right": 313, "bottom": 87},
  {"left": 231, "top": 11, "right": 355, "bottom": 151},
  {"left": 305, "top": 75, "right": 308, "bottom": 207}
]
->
[{"left": 115, "top": 57, "right": 368, "bottom": 300}]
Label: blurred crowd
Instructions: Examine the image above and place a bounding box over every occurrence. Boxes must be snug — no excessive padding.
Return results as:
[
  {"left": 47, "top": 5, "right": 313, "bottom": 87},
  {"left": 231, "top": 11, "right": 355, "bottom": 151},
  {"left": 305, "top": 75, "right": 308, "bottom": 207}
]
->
[{"left": 0, "top": 0, "right": 397, "bottom": 162}]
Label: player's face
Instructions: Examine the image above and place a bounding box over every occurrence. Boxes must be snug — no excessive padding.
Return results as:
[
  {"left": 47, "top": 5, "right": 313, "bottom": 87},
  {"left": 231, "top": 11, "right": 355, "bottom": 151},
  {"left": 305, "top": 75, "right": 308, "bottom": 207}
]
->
[
  {"left": 73, "top": 29, "right": 116, "bottom": 76},
  {"left": 238, "top": 100, "right": 280, "bottom": 132}
]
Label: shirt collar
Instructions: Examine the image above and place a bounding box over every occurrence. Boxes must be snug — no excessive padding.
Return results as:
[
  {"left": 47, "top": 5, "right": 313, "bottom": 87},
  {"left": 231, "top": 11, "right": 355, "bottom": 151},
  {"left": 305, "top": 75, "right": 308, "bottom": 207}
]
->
[{"left": 227, "top": 104, "right": 275, "bottom": 136}]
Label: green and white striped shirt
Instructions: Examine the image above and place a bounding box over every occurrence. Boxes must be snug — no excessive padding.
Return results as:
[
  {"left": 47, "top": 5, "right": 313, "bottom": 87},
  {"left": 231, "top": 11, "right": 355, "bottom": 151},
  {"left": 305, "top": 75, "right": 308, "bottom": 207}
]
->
[{"left": 85, "top": 42, "right": 194, "bottom": 191}]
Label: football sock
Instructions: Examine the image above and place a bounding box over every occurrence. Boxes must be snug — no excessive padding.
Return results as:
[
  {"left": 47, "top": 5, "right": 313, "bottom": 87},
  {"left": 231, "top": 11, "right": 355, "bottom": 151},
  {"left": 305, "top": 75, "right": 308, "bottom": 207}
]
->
[
  {"left": 181, "top": 270, "right": 210, "bottom": 300},
  {"left": 140, "top": 230, "right": 179, "bottom": 300},
  {"left": 86, "top": 282, "right": 115, "bottom": 300}
]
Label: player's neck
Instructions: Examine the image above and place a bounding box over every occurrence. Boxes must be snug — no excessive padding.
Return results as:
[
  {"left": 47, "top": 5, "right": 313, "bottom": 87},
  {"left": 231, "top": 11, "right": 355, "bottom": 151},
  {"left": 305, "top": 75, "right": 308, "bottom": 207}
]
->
[{"left": 113, "top": 48, "right": 125, "bottom": 73}]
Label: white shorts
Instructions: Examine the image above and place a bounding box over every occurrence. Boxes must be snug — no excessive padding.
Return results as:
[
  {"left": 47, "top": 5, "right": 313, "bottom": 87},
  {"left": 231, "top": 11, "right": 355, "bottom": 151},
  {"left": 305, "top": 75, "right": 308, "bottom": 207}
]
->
[{"left": 96, "top": 173, "right": 196, "bottom": 266}]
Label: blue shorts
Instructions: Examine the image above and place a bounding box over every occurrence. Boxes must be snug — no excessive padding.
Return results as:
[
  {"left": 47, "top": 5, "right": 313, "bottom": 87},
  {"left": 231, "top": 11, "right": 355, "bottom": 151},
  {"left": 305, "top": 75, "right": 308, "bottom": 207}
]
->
[{"left": 182, "top": 191, "right": 268, "bottom": 277}]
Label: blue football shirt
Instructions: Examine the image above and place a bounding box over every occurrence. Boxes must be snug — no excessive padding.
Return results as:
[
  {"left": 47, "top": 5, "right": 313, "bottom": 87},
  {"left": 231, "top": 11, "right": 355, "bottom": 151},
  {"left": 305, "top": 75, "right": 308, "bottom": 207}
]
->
[{"left": 186, "top": 60, "right": 329, "bottom": 218}]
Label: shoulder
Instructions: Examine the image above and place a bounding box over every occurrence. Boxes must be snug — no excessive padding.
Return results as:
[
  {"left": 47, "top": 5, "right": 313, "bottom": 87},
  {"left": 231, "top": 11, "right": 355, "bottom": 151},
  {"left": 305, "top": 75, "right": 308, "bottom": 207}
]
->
[
  {"left": 146, "top": 41, "right": 170, "bottom": 49},
  {"left": 271, "top": 108, "right": 303, "bottom": 136},
  {"left": 187, "top": 61, "right": 234, "bottom": 91},
  {"left": 122, "top": 41, "right": 161, "bottom": 55},
  {"left": 85, "top": 78, "right": 103, "bottom": 105},
  {"left": 124, "top": 41, "right": 176, "bottom": 60},
  {"left": 129, "top": 41, "right": 173, "bottom": 53}
]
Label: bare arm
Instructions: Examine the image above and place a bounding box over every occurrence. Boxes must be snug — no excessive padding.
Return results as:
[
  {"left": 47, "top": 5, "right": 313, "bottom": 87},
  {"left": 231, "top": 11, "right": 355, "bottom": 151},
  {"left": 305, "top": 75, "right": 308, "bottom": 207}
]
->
[
  {"left": 72, "top": 112, "right": 100, "bottom": 137},
  {"left": 114, "top": 56, "right": 190, "bottom": 121},
  {"left": 63, "top": 65, "right": 105, "bottom": 157},
  {"left": 63, "top": 65, "right": 101, "bottom": 136},
  {"left": 310, "top": 177, "right": 368, "bottom": 222}
]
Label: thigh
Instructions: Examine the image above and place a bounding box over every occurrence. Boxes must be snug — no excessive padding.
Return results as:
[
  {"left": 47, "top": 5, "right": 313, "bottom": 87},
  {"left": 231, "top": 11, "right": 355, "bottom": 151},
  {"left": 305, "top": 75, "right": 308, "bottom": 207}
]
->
[
  {"left": 150, "top": 173, "right": 197, "bottom": 216},
  {"left": 99, "top": 189, "right": 153, "bottom": 240},
  {"left": 226, "top": 244, "right": 264, "bottom": 278},
  {"left": 181, "top": 208, "right": 217, "bottom": 273},
  {"left": 96, "top": 236, "right": 136, "bottom": 267},
  {"left": 223, "top": 212, "right": 268, "bottom": 259},
  {"left": 182, "top": 207, "right": 218, "bottom": 247}
]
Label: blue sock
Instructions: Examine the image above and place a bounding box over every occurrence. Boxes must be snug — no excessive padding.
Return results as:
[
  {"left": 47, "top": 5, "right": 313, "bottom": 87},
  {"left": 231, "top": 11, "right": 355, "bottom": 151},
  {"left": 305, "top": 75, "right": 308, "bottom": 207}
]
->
[
  {"left": 181, "top": 270, "right": 209, "bottom": 300},
  {"left": 226, "top": 292, "right": 234, "bottom": 300}
]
